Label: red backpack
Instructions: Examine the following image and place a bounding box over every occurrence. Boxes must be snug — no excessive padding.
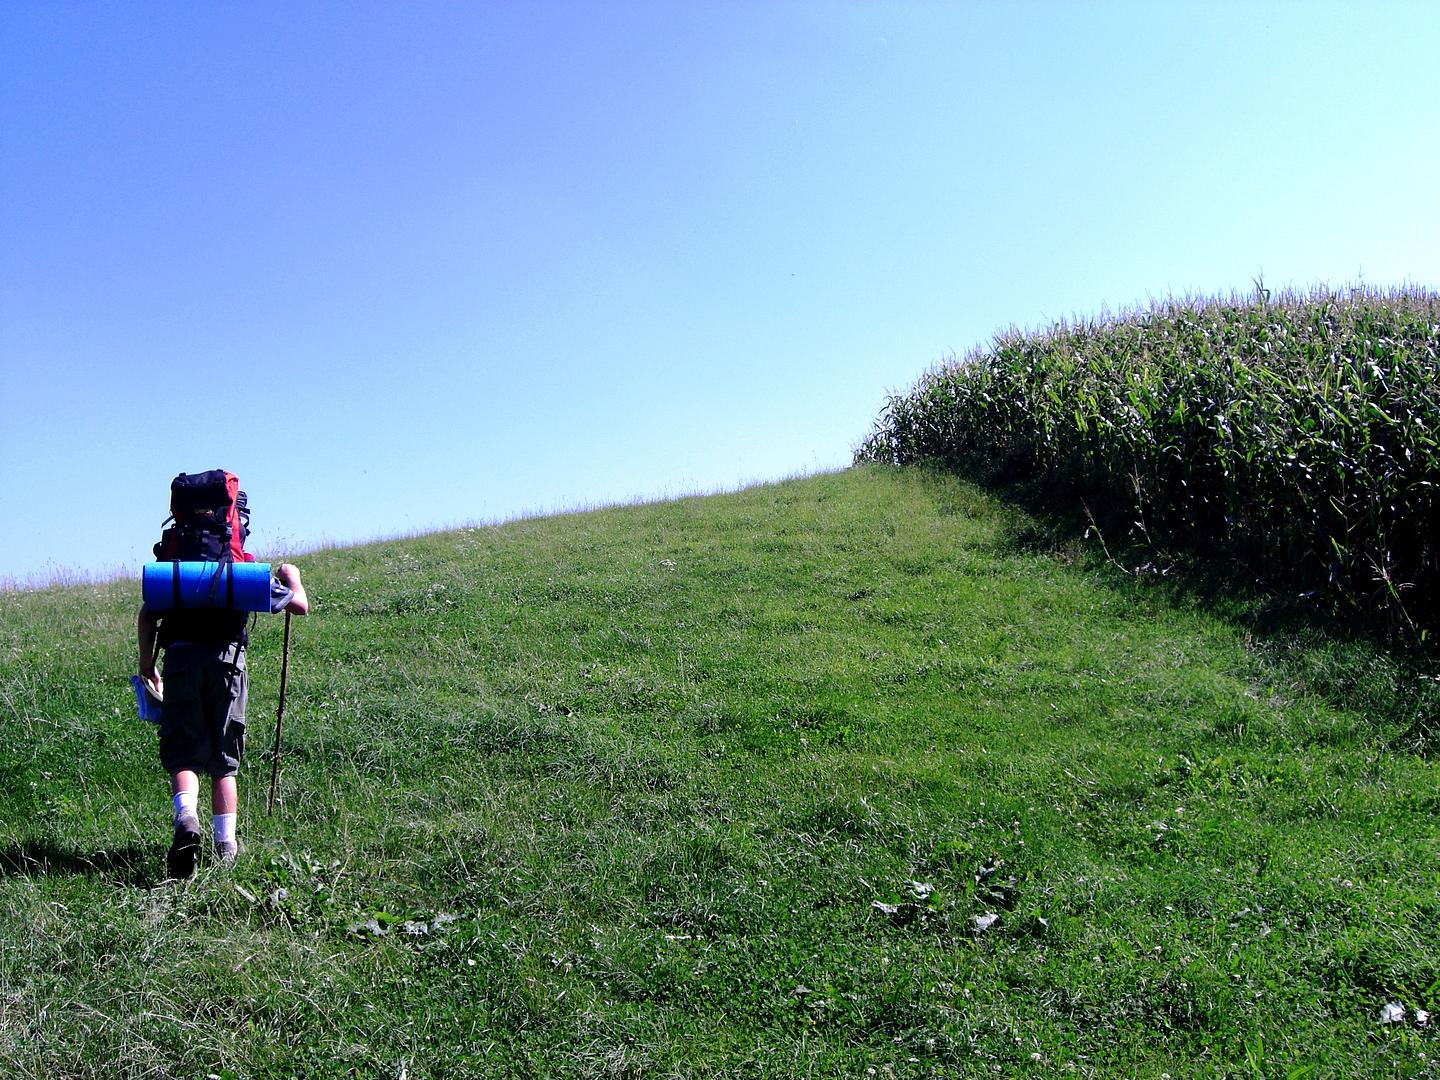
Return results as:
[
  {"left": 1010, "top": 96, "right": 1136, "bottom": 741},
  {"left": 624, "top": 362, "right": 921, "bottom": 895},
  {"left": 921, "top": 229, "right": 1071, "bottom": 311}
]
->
[{"left": 153, "top": 470, "right": 256, "bottom": 563}]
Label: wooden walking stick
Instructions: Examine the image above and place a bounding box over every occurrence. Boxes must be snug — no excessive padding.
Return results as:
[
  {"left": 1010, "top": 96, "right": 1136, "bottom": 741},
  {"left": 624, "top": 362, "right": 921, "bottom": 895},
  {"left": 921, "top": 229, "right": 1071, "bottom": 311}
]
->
[{"left": 267, "top": 609, "right": 293, "bottom": 816}]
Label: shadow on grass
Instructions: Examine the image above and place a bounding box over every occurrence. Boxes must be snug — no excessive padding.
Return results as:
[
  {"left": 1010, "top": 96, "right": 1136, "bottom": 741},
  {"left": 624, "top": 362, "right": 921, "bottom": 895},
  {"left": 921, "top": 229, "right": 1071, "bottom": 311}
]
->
[
  {"left": 910, "top": 462, "right": 1440, "bottom": 755},
  {"left": 0, "top": 840, "right": 160, "bottom": 887}
]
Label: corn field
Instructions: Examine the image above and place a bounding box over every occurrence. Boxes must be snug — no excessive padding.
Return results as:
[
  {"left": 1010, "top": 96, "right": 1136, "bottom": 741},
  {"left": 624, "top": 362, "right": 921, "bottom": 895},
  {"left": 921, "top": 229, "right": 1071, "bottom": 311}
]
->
[{"left": 857, "top": 286, "right": 1440, "bottom": 632}]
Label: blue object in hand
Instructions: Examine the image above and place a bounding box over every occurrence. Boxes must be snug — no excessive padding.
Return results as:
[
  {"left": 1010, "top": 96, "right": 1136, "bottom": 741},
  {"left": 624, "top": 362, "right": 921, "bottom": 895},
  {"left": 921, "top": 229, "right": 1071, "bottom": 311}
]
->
[{"left": 131, "top": 675, "right": 163, "bottom": 723}]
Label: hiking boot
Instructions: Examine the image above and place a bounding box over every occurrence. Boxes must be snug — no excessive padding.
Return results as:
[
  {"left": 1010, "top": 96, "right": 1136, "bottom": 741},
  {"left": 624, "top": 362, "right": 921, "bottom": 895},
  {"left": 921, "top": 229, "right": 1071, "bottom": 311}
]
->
[
  {"left": 215, "top": 839, "right": 239, "bottom": 868},
  {"left": 167, "top": 812, "right": 202, "bottom": 879}
]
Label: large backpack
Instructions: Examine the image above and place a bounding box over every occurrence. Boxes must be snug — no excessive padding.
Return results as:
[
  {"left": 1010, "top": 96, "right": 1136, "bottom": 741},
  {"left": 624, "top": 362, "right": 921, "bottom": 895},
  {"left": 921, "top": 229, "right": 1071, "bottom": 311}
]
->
[
  {"left": 153, "top": 470, "right": 257, "bottom": 646},
  {"left": 154, "top": 470, "right": 256, "bottom": 563}
]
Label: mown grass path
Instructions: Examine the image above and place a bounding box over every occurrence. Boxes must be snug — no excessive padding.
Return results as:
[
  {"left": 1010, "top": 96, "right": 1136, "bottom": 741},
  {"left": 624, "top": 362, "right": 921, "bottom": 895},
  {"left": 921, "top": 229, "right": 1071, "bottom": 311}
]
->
[{"left": 2, "top": 466, "right": 1436, "bottom": 1077}]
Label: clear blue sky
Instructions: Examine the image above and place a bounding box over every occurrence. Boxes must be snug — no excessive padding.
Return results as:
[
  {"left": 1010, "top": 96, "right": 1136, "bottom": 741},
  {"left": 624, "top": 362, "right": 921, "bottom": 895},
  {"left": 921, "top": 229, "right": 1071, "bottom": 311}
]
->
[{"left": 3, "top": 1, "right": 1437, "bottom": 585}]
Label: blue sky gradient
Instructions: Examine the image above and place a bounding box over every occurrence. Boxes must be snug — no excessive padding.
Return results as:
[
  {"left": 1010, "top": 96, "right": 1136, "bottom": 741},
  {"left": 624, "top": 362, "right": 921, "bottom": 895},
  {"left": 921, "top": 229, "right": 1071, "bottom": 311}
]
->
[{"left": 3, "top": 2, "right": 1437, "bottom": 583}]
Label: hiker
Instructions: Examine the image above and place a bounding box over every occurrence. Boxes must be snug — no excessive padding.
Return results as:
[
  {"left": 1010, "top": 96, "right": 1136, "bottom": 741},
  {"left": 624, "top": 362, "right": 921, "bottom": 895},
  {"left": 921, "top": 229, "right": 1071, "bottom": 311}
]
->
[{"left": 136, "top": 471, "right": 310, "bottom": 878}]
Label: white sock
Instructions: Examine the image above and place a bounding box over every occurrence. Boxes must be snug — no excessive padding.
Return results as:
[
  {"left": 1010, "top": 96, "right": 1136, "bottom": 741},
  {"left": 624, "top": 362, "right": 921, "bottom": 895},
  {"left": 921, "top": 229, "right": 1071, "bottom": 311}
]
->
[
  {"left": 213, "top": 813, "right": 237, "bottom": 845},
  {"left": 173, "top": 790, "right": 197, "bottom": 823}
]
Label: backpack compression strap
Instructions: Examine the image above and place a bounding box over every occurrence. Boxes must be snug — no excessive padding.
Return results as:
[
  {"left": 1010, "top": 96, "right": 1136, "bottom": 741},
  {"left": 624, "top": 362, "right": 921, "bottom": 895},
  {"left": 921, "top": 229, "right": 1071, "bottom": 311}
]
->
[{"left": 169, "top": 561, "right": 238, "bottom": 609}]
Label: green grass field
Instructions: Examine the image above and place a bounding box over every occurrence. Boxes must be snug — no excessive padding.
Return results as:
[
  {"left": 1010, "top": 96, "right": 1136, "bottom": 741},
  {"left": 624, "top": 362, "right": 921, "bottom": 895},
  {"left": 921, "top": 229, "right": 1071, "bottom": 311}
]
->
[{"left": 2, "top": 466, "right": 1437, "bottom": 1078}]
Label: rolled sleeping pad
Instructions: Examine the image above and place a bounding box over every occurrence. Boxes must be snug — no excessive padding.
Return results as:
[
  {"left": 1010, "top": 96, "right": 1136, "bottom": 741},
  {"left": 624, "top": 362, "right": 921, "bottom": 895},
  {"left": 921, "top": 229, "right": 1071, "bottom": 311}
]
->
[{"left": 142, "top": 561, "right": 273, "bottom": 612}]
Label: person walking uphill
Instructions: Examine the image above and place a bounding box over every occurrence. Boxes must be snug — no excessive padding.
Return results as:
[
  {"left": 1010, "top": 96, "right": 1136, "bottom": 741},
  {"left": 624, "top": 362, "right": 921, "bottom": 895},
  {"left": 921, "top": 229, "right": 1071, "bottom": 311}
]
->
[{"left": 135, "top": 470, "right": 310, "bottom": 879}]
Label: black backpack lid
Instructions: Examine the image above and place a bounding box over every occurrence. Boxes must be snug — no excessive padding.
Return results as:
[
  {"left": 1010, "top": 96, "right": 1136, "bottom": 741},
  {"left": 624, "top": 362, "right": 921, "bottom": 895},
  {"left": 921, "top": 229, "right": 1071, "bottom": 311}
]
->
[{"left": 170, "top": 470, "right": 233, "bottom": 517}]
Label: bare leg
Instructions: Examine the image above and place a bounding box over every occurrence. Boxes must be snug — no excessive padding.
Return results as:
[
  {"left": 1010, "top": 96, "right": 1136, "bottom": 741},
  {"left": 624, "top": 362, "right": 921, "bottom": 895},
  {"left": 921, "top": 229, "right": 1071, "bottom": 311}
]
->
[
  {"left": 212, "top": 775, "right": 237, "bottom": 815},
  {"left": 170, "top": 770, "right": 199, "bottom": 801}
]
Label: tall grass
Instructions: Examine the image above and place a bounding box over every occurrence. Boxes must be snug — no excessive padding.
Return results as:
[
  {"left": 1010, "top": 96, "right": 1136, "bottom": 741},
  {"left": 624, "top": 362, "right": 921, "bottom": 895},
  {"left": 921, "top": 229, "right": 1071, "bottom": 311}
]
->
[{"left": 857, "top": 285, "right": 1440, "bottom": 633}]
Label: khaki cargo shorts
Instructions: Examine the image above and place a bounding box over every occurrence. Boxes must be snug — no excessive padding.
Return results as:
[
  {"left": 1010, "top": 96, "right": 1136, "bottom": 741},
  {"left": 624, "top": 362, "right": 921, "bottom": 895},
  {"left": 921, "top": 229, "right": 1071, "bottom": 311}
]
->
[{"left": 158, "top": 641, "right": 248, "bottom": 778}]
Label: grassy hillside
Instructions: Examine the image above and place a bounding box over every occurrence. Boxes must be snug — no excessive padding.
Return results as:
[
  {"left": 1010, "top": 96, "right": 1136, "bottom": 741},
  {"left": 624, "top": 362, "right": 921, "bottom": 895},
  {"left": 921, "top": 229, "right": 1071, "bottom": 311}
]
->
[{"left": 1, "top": 467, "right": 1437, "bottom": 1078}]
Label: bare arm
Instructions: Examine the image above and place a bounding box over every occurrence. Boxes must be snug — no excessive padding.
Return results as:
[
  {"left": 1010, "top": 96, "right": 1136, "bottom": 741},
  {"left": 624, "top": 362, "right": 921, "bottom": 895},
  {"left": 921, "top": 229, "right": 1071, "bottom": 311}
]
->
[
  {"left": 276, "top": 563, "right": 310, "bottom": 616},
  {"left": 137, "top": 607, "right": 162, "bottom": 695}
]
